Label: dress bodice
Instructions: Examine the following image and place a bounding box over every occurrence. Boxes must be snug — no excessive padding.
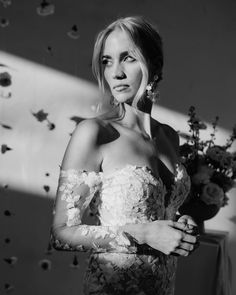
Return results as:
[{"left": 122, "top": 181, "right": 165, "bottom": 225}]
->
[
  {"left": 93, "top": 164, "right": 190, "bottom": 224},
  {"left": 59, "top": 163, "right": 191, "bottom": 229}
]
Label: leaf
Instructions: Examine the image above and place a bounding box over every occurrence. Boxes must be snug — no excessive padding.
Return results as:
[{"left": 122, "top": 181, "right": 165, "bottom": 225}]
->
[
  {"left": 47, "top": 122, "right": 55, "bottom": 130},
  {"left": 4, "top": 210, "right": 12, "bottom": 216},
  {"left": 0, "top": 123, "right": 12, "bottom": 129},
  {"left": 0, "top": 71, "right": 12, "bottom": 87},
  {"left": 46, "top": 46, "right": 53, "bottom": 56},
  {"left": 32, "top": 109, "right": 48, "bottom": 122},
  {"left": 43, "top": 185, "right": 50, "bottom": 193},
  {"left": 4, "top": 256, "right": 18, "bottom": 266},
  {"left": 39, "top": 259, "right": 51, "bottom": 270},
  {"left": 4, "top": 283, "right": 14, "bottom": 293},
  {"left": 1, "top": 144, "right": 12, "bottom": 153},
  {"left": 0, "top": 17, "right": 9, "bottom": 28},
  {"left": 198, "top": 122, "right": 207, "bottom": 130},
  {"left": 36, "top": 0, "right": 55, "bottom": 16},
  {"left": 4, "top": 238, "right": 11, "bottom": 243},
  {"left": 178, "top": 132, "right": 192, "bottom": 140},
  {"left": 67, "top": 25, "right": 80, "bottom": 39}
]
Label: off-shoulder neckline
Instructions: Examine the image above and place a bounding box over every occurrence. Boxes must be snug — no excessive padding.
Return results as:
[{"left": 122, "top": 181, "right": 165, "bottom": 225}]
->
[
  {"left": 101, "top": 164, "right": 161, "bottom": 181},
  {"left": 60, "top": 162, "right": 184, "bottom": 184}
]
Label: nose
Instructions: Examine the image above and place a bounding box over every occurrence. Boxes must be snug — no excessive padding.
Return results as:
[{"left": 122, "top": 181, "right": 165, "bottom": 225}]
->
[{"left": 112, "top": 63, "right": 126, "bottom": 79}]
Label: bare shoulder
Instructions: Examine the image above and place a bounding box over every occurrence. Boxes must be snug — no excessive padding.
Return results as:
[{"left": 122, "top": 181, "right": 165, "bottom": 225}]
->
[
  {"left": 72, "top": 118, "right": 101, "bottom": 140},
  {"left": 73, "top": 117, "right": 110, "bottom": 143},
  {"left": 61, "top": 118, "right": 105, "bottom": 171},
  {"left": 151, "top": 117, "right": 180, "bottom": 154}
]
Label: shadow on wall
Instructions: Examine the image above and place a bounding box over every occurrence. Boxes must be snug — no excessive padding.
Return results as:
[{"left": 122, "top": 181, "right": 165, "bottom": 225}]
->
[{"left": 0, "top": 188, "right": 88, "bottom": 295}]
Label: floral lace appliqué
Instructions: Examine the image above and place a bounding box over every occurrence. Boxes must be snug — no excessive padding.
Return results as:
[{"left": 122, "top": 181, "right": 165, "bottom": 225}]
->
[{"left": 59, "top": 169, "right": 103, "bottom": 226}]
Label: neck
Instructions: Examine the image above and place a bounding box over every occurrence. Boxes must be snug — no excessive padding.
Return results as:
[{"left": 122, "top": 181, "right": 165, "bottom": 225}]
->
[
  {"left": 119, "top": 103, "right": 152, "bottom": 139},
  {"left": 98, "top": 100, "right": 153, "bottom": 138}
]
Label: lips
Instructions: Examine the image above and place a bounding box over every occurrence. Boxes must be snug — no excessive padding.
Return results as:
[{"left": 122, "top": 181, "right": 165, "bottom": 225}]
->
[{"left": 113, "top": 84, "right": 129, "bottom": 91}]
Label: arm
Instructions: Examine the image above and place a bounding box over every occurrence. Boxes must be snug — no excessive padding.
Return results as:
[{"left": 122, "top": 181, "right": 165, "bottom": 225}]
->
[{"left": 51, "top": 119, "right": 138, "bottom": 253}]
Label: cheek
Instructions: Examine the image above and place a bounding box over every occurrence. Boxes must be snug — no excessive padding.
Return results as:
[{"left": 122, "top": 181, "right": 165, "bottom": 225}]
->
[
  {"left": 134, "top": 68, "right": 143, "bottom": 86},
  {"left": 103, "top": 69, "right": 112, "bottom": 88}
]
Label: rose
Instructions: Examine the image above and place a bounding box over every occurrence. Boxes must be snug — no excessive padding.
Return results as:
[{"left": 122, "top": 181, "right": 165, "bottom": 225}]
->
[
  {"left": 206, "top": 146, "right": 233, "bottom": 169},
  {"left": 192, "top": 165, "right": 214, "bottom": 185},
  {"left": 200, "top": 182, "right": 224, "bottom": 207},
  {"left": 206, "top": 146, "right": 224, "bottom": 162},
  {"left": 179, "top": 143, "right": 195, "bottom": 159},
  {"left": 219, "top": 152, "right": 234, "bottom": 169}
]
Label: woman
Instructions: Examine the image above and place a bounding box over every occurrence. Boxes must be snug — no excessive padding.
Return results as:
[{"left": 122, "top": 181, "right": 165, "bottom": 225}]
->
[{"left": 51, "top": 16, "right": 198, "bottom": 295}]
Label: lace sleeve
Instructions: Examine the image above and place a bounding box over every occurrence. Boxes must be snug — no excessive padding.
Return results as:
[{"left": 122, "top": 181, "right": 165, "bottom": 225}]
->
[{"left": 51, "top": 169, "right": 138, "bottom": 253}]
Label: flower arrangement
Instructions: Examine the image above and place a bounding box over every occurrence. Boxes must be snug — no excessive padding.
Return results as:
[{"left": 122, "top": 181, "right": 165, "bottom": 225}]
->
[{"left": 178, "top": 106, "right": 236, "bottom": 219}]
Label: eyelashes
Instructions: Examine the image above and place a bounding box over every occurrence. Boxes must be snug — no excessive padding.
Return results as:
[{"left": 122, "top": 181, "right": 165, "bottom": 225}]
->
[
  {"left": 101, "top": 55, "right": 136, "bottom": 66},
  {"left": 101, "top": 58, "right": 110, "bottom": 65}
]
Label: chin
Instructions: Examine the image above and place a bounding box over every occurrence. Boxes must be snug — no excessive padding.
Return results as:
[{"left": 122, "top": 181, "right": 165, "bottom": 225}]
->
[{"left": 113, "top": 93, "right": 134, "bottom": 104}]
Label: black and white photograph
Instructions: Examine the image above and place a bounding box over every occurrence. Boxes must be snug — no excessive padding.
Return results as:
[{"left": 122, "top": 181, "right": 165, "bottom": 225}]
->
[{"left": 0, "top": 1, "right": 235, "bottom": 294}]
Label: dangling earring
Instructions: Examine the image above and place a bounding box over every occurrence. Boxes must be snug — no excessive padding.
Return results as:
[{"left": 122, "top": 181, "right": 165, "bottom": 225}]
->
[
  {"left": 110, "top": 95, "right": 120, "bottom": 107},
  {"left": 146, "top": 74, "right": 160, "bottom": 103}
]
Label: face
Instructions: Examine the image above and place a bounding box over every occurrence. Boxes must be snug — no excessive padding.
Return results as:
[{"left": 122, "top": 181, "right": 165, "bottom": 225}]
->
[{"left": 101, "top": 29, "right": 143, "bottom": 104}]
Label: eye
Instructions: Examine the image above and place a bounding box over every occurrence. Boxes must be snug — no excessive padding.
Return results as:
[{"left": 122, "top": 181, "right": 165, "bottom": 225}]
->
[
  {"left": 124, "top": 55, "right": 136, "bottom": 62},
  {"left": 101, "top": 58, "right": 112, "bottom": 66}
]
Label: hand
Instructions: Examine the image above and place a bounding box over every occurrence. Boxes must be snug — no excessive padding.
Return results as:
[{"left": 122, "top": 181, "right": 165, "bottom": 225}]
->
[
  {"left": 177, "top": 215, "right": 198, "bottom": 235},
  {"left": 174, "top": 215, "right": 200, "bottom": 256},
  {"left": 142, "top": 220, "right": 197, "bottom": 256}
]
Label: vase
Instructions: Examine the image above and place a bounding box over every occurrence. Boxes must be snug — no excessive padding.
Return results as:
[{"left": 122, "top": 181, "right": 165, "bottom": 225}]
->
[{"left": 178, "top": 199, "right": 220, "bottom": 234}]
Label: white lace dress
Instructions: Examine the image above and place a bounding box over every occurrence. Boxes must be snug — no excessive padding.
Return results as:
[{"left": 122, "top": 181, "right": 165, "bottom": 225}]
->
[{"left": 52, "top": 163, "right": 191, "bottom": 295}]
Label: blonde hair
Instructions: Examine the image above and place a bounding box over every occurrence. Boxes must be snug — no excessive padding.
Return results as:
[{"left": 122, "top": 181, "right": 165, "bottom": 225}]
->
[{"left": 92, "top": 16, "right": 163, "bottom": 108}]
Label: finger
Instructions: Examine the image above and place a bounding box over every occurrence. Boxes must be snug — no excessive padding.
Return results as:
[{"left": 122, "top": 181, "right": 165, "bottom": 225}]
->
[
  {"left": 171, "top": 221, "right": 189, "bottom": 231},
  {"left": 177, "top": 214, "right": 196, "bottom": 224},
  {"left": 174, "top": 237, "right": 200, "bottom": 255},
  {"left": 177, "top": 216, "right": 198, "bottom": 232},
  {"left": 172, "top": 242, "right": 196, "bottom": 256},
  {"left": 178, "top": 242, "right": 194, "bottom": 252},
  {"left": 186, "top": 218, "right": 197, "bottom": 227},
  {"left": 184, "top": 225, "right": 199, "bottom": 234},
  {"left": 172, "top": 248, "right": 189, "bottom": 257},
  {"left": 181, "top": 232, "right": 197, "bottom": 244},
  {"left": 177, "top": 215, "right": 189, "bottom": 224}
]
